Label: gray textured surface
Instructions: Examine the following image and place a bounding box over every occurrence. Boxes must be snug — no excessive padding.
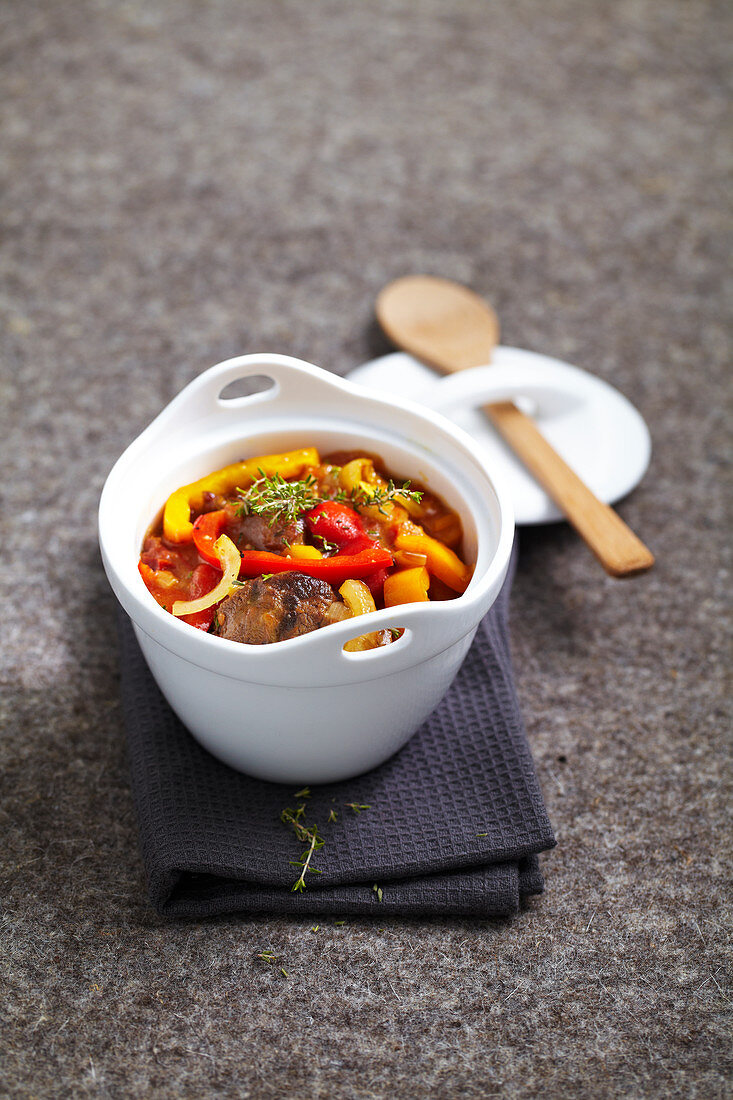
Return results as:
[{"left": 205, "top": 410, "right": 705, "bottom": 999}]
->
[{"left": 1, "top": 1, "right": 731, "bottom": 1097}]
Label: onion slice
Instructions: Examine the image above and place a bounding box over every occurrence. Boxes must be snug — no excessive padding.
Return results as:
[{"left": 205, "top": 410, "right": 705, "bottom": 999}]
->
[
  {"left": 339, "top": 578, "right": 377, "bottom": 617},
  {"left": 338, "top": 578, "right": 385, "bottom": 652},
  {"left": 172, "top": 534, "right": 241, "bottom": 617}
]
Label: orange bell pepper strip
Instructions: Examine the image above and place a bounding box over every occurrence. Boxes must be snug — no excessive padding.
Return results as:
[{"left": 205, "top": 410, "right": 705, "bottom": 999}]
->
[
  {"left": 383, "top": 566, "right": 430, "bottom": 607},
  {"left": 394, "top": 532, "right": 471, "bottom": 593},
  {"left": 163, "top": 447, "right": 320, "bottom": 543}
]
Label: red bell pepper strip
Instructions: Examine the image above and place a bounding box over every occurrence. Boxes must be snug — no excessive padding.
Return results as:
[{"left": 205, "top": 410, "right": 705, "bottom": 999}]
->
[
  {"left": 305, "top": 501, "right": 373, "bottom": 554},
  {"left": 238, "top": 547, "right": 393, "bottom": 585},
  {"left": 192, "top": 509, "right": 228, "bottom": 568},
  {"left": 305, "top": 501, "right": 388, "bottom": 593},
  {"left": 138, "top": 560, "right": 165, "bottom": 598}
]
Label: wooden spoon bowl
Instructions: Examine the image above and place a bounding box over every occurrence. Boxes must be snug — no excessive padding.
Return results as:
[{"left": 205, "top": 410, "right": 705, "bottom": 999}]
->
[{"left": 376, "top": 275, "right": 654, "bottom": 578}]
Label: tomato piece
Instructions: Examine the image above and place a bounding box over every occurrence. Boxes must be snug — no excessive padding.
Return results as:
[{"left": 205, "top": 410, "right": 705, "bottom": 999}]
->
[
  {"left": 305, "top": 501, "right": 373, "bottom": 553},
  {"left": 140, "top": 536, "right": 179, "bottom": 572},
  {"left": 180, "top": 562, "right": 221, "bottom": 631},
  {"left": 363, "top": 567, "right": 390, "bottom": 600},
  {"left": 138, "top": 561, "right": 184, "bottom": 612}
]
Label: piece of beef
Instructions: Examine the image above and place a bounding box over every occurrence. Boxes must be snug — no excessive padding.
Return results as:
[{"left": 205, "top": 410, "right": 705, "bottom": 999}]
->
[
  {"left": 213, "top": 572, "right": 343, "bottom": 645},
  {"left": 225, "top": 506, "right": 305, "bottom": 553}
]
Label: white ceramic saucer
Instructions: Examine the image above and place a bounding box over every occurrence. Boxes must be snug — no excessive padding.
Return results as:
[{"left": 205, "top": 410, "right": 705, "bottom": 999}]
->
[{"left": 348, "top": 347, "right": 652, "bottom": 526}]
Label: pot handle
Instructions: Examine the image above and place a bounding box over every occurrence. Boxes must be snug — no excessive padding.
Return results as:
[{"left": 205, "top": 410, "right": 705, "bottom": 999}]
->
[
  {"left": 417, "top": 363, "right": 583, "bottom": 420},
  {"left": 152, "top": 353, "right": 355, "bottom": 433},
  {"left": 274, "top": 601, "right": 468, "bottom": 682}
]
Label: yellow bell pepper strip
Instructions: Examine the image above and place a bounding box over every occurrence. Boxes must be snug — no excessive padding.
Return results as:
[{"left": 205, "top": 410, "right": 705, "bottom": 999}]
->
[
  {"left": 172, "top": 534, "right": 241, "bottom": 617},
  {"left": 383, "top": 566, "right": 430, "bottom": 607},
  {"left": 163, "top": 447, "right": 320, "bottom": 543},
  {"left": 394, "top": 532, "right": 471, "bottom": 593},
  {"left": 286, "top": 544, "right": 323, "bottom": 560},
  {"left": 238, "top": 547, "right": 393, "bottom": 585}
]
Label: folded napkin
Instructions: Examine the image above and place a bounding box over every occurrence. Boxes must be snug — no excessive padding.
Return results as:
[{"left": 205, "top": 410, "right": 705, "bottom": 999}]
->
[{"left": 119, "top": 545, "right": 555, "bottom": 919}]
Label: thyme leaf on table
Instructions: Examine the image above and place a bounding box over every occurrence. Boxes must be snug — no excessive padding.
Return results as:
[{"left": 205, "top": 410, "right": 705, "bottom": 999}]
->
[
  {"left": 255, "top": 951, "right": 289, "bottom": 977},
  {"left": 279, "top": 791, "right": 376, "bottom": 892},
  {"left": 281, "top": 801, "right": 324, "bottom": 893}
]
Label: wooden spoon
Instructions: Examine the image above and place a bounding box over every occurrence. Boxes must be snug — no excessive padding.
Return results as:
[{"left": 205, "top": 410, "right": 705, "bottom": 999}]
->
[{"left": 376, "top": 275, "right": 654, "bottom": 577}]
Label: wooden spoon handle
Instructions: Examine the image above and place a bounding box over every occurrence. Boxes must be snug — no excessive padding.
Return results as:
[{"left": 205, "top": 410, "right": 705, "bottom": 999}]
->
[
  {"left": 485, "top": 401, "right": 654, "bottom": 576},
  {"left": 375, "top": 276, "right": 654, "bottom": 577}
]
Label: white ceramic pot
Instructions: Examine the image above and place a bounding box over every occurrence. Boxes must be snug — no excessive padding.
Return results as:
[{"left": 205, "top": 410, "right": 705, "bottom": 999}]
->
[{"left": 99, "top": 353, "right": 519, "bottom": 784}]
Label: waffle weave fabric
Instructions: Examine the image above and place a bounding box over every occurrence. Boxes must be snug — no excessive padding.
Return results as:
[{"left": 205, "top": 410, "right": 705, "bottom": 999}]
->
[{"left": 119, "top": 546, "right": 555, "bottom": 918}]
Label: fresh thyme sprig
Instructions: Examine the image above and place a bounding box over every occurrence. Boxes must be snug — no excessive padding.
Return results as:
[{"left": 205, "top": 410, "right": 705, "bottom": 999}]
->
[
  {"left": 313, "top": 533, "right": 339, "bottom": 554},
  {"left": 346, "top": 479, "right": 423, "bottom": 514},
  {"left": 236, "top": 470, "right": 320, "bottom": 525},
  {"left": 236, "top": 471, "right": 422, "bottom": 525}
]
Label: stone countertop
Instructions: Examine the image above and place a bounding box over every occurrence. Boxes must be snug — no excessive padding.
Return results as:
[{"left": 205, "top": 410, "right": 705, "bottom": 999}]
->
[{"left": 1, "top": 2, "right": 730, "bottom": 1097}]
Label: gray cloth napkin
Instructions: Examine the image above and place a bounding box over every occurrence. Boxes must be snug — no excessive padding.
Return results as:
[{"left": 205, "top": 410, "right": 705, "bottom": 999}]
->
[{"left": 119, "top": 544, "right": 555, "bottom": 918}]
